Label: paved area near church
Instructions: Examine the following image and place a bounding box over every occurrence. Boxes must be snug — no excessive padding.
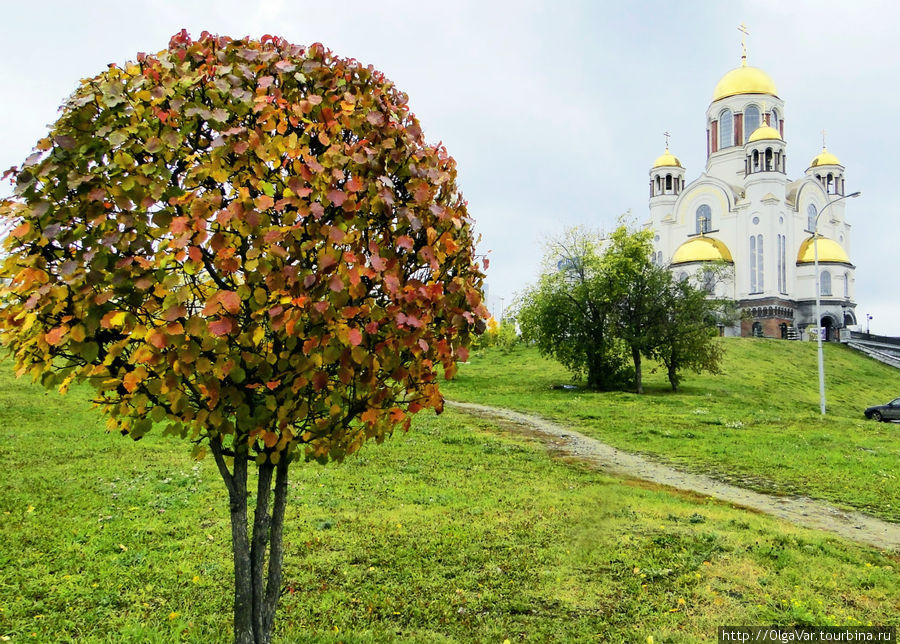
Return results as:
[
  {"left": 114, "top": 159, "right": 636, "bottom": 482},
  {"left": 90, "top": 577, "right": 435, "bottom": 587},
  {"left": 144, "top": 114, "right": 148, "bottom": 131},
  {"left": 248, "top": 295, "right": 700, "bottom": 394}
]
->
[{"left": 448, "top": 400, "right": 900, "bottom": 552}]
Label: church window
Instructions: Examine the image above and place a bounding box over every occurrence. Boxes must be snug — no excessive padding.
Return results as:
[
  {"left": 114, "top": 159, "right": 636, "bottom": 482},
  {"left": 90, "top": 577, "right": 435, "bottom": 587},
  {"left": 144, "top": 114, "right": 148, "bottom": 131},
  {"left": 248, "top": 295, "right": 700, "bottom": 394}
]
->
[
  {"left": 744, "top": 105, "right": 760, "bottom": 142},
  {"left": 719, "top": 109, "right": 733, "bottom": 149},
  {"left": 765, "top": 148, "right": 773, "bottom": 171},
  {"left": 807, "top": 204, "right": 817, "bottom": 232},
  {"left": 677, "top": 271, "right": 688, "bottom": 283},
  {"left": 844, "top": 271, "right": 849, "bottom": 298},
  {"left": 820, "top": 270, "right": 832, "bottom": 296},
  {"left": 696, "top": 204, "right": 711, "bottom": 234},
  {"left": 770, "top": 108, "right": 779, "bottom": 131},
  {"left": 777, "top": 234, "right": 787, "bottom": 294},
  {"left": 826, "top": 173, "right": 834, "bottom": 194},
  {"left": 657, "top": 251, "right": 663, "bottom": 265},
  {"left": 665, "top": 174, "right": 672, "bottom": 191},
  {"left": 752, "top": 149, "right": 759, "bottom": 171},
  {"left": 750, "top": 234, "right": 763, "bottom": 293}
]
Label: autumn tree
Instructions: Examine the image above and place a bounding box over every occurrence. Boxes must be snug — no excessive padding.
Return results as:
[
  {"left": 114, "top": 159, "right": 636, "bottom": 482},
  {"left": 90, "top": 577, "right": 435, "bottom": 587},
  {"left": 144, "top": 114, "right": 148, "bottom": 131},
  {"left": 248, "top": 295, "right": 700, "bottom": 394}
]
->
[{"left": 0, "top": 31, "right": 485, "bottom": 644}]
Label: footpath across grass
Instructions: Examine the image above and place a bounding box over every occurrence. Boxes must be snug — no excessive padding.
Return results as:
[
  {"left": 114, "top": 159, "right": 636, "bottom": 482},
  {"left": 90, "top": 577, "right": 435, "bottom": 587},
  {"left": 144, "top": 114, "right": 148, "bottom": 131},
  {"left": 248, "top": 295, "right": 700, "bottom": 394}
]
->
[
  {"left": 443, "top": 339, "right": 900, "bottom": 523},
  {"left": 0, "top": 367, "right": 898, "bottom": 642}
]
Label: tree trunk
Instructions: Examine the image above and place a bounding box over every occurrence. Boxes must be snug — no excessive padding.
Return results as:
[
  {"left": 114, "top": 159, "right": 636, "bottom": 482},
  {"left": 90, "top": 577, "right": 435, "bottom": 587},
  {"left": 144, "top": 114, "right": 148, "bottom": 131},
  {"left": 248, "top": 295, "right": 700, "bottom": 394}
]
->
[
  {"left": 667, "top": 359, "right": 679, "bottom": 391},
  {"left": 632, "top": 346, "right": 643, "bottom": 394},
  {"left": 212, "top": 438, "right": 290, "bottom": 644}
]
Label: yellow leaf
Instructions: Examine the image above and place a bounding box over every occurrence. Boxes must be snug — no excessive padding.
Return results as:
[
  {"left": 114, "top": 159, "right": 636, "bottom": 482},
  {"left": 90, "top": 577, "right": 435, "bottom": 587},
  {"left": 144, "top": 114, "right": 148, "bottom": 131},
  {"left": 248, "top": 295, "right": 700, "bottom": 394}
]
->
[
  {"left": 168, "top": 612, "right": 179, "bottom": 620},
  {"left": 26, "top": 505, "right": 35, "bottom": 513}
]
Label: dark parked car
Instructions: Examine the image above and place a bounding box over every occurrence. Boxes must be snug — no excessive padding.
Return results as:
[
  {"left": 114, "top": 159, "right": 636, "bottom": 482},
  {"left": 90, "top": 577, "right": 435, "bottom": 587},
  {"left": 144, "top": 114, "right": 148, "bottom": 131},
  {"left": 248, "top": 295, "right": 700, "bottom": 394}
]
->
[{"left": 864, "top": 398, "right": 900, "bottom": 422}]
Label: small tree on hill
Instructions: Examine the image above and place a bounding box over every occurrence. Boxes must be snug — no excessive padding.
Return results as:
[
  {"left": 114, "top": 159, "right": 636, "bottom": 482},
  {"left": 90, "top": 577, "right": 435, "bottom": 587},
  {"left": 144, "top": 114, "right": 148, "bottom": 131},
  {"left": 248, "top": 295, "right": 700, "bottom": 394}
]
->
[
  {"left": 517, "top": 228, "right": 630, "bottom": 390},
  {"left": 0, "top": 31, "right": 485, "bottom": 644},
  {"left": 601, "top": 225, "right": 670, "bottom": 394},
  {"left": 652, "top": 276, "right": 726, "bottom": 391}
]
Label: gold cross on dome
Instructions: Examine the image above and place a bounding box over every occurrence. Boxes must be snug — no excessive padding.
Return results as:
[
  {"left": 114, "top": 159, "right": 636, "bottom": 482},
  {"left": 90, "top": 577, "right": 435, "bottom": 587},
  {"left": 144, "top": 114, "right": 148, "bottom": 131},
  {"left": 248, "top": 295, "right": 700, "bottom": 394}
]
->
[
  {"left": 663, "top": 131, "right": 670, "bottom": 148},
  {"left": 738, "top": 23, "right": 749, "bottom": 62},
  {"left": 821, "top": 129, "right": 827, "bottom": 149}
]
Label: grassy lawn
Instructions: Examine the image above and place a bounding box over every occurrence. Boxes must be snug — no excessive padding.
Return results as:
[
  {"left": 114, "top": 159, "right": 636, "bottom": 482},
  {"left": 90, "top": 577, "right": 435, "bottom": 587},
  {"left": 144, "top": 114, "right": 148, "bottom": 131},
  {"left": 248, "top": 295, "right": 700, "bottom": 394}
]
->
[
  {"left": 442, "top": 339, "right": 900, "bottom": 523},
  {"left": 0, "top": 367, "right": 898, "bottom": 642}
]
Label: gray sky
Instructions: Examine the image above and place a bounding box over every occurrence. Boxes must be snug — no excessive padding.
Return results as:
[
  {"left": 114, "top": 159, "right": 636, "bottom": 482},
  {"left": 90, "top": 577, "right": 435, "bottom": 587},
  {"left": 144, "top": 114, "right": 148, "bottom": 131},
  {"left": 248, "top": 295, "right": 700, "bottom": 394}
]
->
[{"left": 3, "top": 0, "right": 898, "bottom": 334}]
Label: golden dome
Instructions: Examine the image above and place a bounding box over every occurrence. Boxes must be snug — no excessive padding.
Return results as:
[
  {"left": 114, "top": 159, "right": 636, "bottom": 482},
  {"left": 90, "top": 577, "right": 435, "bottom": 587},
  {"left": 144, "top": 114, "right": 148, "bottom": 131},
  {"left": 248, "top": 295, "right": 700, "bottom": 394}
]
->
[
  {"left": 747, "top": 125, "right": 782, "bottom": 142},
  {"left": 653, "top": 148, "right": 682, "bottom": 168},
  {"left": 810, "top": 147, "right": 841, "bottom": 167},
  {"left": 671, "top": 237, "right": 734, "bottom": 265},
  {"left": 712, "top": 63, "right": 778, "bottom": 102},
  {"left": 796, "top": 235, "right": 851, "bottom": 264}
]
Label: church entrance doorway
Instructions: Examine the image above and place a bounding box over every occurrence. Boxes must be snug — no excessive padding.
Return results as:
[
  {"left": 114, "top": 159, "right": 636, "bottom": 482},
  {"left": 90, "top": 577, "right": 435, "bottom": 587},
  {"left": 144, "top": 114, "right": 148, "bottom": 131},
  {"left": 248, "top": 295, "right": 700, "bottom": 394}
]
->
[{"left": 820, "top": 315, "right": 836, "bottom": 342}]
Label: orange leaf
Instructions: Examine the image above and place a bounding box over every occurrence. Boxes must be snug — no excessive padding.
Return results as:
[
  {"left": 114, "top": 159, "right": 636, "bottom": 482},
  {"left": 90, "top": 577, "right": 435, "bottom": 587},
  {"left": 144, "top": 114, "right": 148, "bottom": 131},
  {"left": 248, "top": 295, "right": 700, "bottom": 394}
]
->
[
  {"left": 220, "top": 290, "right": 241, "bottom": 315},
  {"left": 45, "top": 326, "right": 68, "bottom": 346}
]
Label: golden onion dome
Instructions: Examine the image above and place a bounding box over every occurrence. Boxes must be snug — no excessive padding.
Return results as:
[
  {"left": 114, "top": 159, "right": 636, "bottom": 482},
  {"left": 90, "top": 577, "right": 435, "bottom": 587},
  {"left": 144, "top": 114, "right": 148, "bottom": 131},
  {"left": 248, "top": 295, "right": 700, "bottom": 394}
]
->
[
  {"left": 796, "top": 235, "right": 851, "bottom": 264},
  {"left": 810, "top": 147, "right": 841, "bottom": 167},
  {"left": 653, "top": 148, "right": 682, "bottom": 168},
  {"left": 671, "top": 236, "right": 734, "bottom": 265},
  {"left": 712, "top": 63, "right": 778, "bottom": 102},
  {"left": 747, "top": 125, "right": 782, "bottom": 142}
]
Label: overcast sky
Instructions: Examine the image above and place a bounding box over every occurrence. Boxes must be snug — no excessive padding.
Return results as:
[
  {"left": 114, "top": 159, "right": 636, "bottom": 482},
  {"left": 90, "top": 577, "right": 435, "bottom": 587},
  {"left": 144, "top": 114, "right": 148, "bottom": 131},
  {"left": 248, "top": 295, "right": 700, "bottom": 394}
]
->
[{"left": 2, "top": 0, "right": 898, "bottom": 334}]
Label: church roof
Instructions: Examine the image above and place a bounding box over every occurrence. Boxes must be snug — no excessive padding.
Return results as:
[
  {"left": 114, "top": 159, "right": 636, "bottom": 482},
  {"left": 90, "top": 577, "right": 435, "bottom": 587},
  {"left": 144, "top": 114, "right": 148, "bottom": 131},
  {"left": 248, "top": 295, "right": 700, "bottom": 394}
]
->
[
  {"left": 810, "top": 147, "right": 841, "bottom": 167},
  {"left": 652, "top": 148, "right": 682, "bottom": 168},
  {"left": 796, "top": 235, "right": 851, "bottom": 265},
  {"left": 747, "top": 125, "right": 782, "bottom": 142},
  {"left": 712, "top": 62, "right": 778, "bottom": 102},
  {"left": 671, "top": 236, "right": 734, "bottom": 265}
]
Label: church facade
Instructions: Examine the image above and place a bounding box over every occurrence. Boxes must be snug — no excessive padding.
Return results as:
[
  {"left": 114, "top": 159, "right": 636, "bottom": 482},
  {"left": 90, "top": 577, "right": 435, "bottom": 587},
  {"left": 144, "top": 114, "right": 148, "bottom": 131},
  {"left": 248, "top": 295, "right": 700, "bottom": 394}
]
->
[{"left": 647, "top": 52, "right": 856, "bottom": 340}]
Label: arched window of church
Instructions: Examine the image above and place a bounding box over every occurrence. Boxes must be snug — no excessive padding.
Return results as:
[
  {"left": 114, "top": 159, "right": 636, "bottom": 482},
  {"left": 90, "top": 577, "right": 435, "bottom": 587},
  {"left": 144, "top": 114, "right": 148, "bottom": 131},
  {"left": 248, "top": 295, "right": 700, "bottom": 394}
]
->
[
  {"left": 826, "top": 173, "right": 834, "bottom": 194},
  {"left": 750, "top": 235, "right": 757, "bottom": 292},
  {"left": 677, "top": 271, "right": 688, "bottom": 283},
  {"left": 696, "top": 204, "right": 711, "bottom": 234},
  {"left": 820, "top": 270, "right": 832, "bottom": 296},
  {"left": 807, "top": 204, "right": 817, "bottom": 232},
  {"left": 719, "top": 109, "right": 733, "bottom": 149},
  {"left": 665, "top": 174, "right": 672, "bottom": 191},
  {"left": 744, "top": 105, "right": 760, "bottom": 142},
  {"left": 770, "top": 108, "right": 779, "bottom": 132},
  {"left": 657, "top": 251, "right": 663, "bottom": 265},
  {"left": 752, "top": 149, "right": 759, "bottom": 171},
  {"left": 765, "top": 148, "right": 773, "bottom": 171},
  {"left": 756, "top": 234, "right": 764, "bottom": 291},
  {"left": 844, "top": 271, "right": 849, "bottom": 298}
]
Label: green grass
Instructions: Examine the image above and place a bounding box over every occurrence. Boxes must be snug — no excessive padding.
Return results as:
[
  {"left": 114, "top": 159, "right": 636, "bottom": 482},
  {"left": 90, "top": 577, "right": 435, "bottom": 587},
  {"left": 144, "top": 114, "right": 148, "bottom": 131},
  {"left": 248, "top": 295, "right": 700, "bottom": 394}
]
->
[
  {"left": 443, "top": 339, "right": 900, "bottom": 523},
  {"left": 0, "top": 364, "right": 898, "bottom": 642}
]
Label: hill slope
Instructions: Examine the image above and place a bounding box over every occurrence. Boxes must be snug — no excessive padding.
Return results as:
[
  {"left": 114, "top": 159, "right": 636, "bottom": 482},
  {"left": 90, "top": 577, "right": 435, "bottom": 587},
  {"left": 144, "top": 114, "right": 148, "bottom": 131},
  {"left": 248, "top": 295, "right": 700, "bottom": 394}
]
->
[{"left": 443, "top": 338, "right": 900, "bottom": 521}]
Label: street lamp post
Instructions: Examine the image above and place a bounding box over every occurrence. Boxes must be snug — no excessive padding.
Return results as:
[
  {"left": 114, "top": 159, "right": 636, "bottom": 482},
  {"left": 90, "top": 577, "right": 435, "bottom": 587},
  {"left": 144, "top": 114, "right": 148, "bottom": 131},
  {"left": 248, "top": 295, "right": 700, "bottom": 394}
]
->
[
  {"left": 813, "top": 190, "right": 861, "bottom": 415},
  {"left": 866, "top": 314, "right": 873, "bottom": 336}
]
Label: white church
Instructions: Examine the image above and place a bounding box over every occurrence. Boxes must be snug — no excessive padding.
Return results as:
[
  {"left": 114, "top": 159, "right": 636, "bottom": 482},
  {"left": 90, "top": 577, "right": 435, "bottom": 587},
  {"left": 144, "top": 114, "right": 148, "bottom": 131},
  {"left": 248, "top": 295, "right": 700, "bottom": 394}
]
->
[{"left": 647, "top": 46, "right": 856, "bottom": 340}]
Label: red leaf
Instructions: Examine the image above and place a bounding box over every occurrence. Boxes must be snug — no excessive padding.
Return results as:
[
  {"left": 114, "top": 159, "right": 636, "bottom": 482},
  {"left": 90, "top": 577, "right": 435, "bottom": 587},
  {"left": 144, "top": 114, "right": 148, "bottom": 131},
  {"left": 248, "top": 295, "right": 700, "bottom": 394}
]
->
[
  {"left": 220, "top": 290, "right": 241, "bottom": 315},
  {"left": 148, "top": 330, "right": 167, "bottom": 349},
  {"left": 329, "top": 275, "right": 343, "bottom": 292},
  {"left": 327, "top": 189, "right": 346, "bottom": 207},
  {"left": 457, "top": 347, "right": 469, "bottom": 361},
  {"left": 348, "top": 328, "right": 362, "bottom": 346},
  {"left": 209, "top": 318, "right": 234, "bottom": 336},
  {"left": 170, "top": 217, "right": 189, "bottom": 234},
  {"left": 265, "top": 380, "right": 281, "bottom": 390},
  {"left": 346, "top": 176, "right": 362, "bottom": 192},
  {"left": 255, "top": 195, "right": 274, "bottom": 210},
  {"left": 312, "top": 371, "right": 328, "bottom": 391},
  {"left": 397, "top": 235, "right": 413, "bottom": 251},
  {"left": 188, "top": 246, "right": 203, "bottom": 263}
]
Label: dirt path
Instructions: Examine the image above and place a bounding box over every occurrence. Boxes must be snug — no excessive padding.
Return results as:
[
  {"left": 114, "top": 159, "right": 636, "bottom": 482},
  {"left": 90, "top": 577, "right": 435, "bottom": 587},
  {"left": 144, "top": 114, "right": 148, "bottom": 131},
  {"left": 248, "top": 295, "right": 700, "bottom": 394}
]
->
[{"left": 448, "top": 400, "right": 900, "bottom": 552}]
